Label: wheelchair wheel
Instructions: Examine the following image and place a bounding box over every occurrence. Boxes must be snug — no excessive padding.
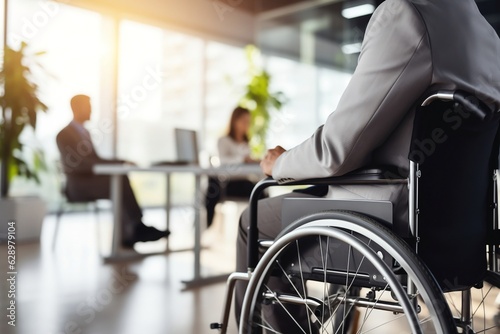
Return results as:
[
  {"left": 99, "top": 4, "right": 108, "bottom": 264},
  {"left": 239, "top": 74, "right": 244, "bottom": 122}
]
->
[{"left": 239, "top": 211, "right": 456, "bottom": 334}]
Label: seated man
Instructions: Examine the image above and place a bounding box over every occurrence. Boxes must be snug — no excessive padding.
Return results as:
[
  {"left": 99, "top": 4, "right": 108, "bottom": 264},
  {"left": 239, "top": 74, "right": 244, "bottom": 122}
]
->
[
  {"left": 56, "top": 94, "right": 169, "bottom": 248},
  {"left": 235, "top": 0, "right": 500, "bottom": 331}
]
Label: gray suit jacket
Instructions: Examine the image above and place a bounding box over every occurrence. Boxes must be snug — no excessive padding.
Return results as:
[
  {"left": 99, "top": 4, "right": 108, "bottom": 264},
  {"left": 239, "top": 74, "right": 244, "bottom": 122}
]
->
[{"left": 273, "top": 0, "right": 500, "bottom": 182}]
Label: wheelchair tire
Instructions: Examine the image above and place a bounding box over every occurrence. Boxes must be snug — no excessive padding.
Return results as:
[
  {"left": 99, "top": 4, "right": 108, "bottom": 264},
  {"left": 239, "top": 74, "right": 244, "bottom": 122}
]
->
[{"left": 239, "top": 210, "right": 456, "bottom": 334}]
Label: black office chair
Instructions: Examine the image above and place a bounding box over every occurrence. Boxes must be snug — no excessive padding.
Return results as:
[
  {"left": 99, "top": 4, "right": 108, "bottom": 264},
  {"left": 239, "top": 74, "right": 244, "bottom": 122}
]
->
[{"left": 212, "top": 89, "right": 500, "bottom": 333}]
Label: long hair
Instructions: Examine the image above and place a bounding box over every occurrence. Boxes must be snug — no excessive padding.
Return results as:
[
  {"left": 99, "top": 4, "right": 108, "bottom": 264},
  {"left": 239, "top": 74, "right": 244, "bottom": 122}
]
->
[{"left": 227, "top": 106, "right": 250, "bottom": 142}]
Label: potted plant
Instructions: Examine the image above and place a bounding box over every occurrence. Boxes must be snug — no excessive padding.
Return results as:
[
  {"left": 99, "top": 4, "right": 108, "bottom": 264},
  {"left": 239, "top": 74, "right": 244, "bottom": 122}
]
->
[
  {"left": 239, "top": 45, "right": 287, "bottom": 158},
  {"left": 0, "top": 42, "right": 48, "bottom": 242}
]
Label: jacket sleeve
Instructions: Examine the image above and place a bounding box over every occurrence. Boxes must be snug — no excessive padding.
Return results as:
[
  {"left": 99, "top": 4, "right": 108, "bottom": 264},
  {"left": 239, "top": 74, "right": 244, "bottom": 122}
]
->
[
  {"left": 272, "top": 0, "right": 432, "bottom": 181},
  {"left": 56, "top": 127, "right": 121, "bottom": 174}
]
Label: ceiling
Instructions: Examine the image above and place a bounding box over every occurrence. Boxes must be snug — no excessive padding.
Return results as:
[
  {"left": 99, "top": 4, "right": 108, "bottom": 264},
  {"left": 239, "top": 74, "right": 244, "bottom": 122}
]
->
[
  {"left": 63, "top": 0, "right": 500, "bottom": 70},
  {"left": 248, "top": 0, "right": 500, "bottom": 70},
  {"left": 240, "top": 0, "right": 499, "bottom": 34}
]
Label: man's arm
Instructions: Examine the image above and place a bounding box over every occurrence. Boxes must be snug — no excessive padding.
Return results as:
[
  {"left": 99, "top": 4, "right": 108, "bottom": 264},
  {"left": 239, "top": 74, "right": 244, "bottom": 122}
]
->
[
  {"left": 56, "top": 127, "right": 122, "bottom": 174},
  {"left": 271, "top": 0, "right": 432, "bottom": 181}
]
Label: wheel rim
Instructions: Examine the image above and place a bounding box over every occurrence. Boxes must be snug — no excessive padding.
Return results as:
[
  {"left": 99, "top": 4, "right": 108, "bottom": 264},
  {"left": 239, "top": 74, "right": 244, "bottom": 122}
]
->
[{"left": 240, "top": 215, "right": 455, "bottom": 334}]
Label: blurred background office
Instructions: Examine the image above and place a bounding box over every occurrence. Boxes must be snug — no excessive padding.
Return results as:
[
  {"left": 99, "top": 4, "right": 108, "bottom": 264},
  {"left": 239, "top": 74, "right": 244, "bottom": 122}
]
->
[
  {"left": 5, "top": 0, "right": 499, "bottom": 211},
  {"left": 1, "top": 0, "right": 500, "bottom": 333}
]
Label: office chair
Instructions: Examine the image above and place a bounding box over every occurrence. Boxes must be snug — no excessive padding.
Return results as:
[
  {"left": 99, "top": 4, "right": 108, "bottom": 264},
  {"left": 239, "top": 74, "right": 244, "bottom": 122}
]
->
[{"left": 52, "top": 161, "right": 103, "bottom": 253}]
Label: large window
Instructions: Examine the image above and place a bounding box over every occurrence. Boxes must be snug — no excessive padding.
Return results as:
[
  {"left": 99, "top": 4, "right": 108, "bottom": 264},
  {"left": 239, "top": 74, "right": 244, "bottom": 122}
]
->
[
  {"left": 266, "top": 56, "right": 352, "bottom": 150},
  {"left": 266, "top": 56, "right": 319, "bottom": 149},
  {"left": 116, "top": 21, "right": 206, "bottom": 207},
  {"left": 204, "top": 41, "right": 247, "bottom": 156},
  {"left": 3, "top": 1, "right": 355, "bottom": 209},
  {"left": 5, "top": 1, "right": 104, "bottom": 209},
  {"left": 117, "top": 20, "right": 165, "bottom": 165}
]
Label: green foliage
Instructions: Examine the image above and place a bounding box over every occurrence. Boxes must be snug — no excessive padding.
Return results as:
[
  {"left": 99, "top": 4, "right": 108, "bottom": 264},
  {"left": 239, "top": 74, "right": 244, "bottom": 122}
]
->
[
  {"left": 0, "top": 42, "right": 48, "bottom": 195},
  {"left": 239, "top": 45, "right": 286, "bottom": 158}
]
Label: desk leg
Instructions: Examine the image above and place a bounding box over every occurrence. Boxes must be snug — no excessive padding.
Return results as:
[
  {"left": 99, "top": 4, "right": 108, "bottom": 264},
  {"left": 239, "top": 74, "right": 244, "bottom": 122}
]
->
[
  {"left": 194, "top": 174, "right": 201, "bottom": 279},
  {"left": 110, "top": 174, "right": 123, "bottom": 255},
  {"left": 165, "top": 173, "right": 171, "bottom": 253},
  {"left": 181, "top": 175, "right": 229, "bottom": 290}
]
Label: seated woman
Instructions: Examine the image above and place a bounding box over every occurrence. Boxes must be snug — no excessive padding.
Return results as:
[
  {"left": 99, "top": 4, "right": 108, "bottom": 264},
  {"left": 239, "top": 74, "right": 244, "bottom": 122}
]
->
[{"left": 205, "top": 107, "right": 259, "bottom": 228}]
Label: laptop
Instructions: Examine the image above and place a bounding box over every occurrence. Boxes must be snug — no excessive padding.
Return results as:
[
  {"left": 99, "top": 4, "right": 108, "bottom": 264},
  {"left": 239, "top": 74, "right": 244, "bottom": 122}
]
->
[{"left": 151, "top": 128, "right": 199, "bottom": 166}]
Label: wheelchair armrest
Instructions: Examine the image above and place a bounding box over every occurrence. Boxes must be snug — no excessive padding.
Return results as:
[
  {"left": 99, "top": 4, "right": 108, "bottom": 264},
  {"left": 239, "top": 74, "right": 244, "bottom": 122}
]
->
[
  {"left": 246, "top": 167, "right": 407, "bottom": 270},
  {"left": 250, "top": 167, "right": 407, "bottom": 197},
  {"left": 276, "top": 168, "right": 408, "bottom": 186}
]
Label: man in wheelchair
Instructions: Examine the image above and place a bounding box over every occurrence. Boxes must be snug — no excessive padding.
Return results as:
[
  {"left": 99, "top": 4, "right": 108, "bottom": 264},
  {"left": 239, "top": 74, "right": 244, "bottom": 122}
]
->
[{"left": 218, "top": 0, "right": 500, "bottom": 333}]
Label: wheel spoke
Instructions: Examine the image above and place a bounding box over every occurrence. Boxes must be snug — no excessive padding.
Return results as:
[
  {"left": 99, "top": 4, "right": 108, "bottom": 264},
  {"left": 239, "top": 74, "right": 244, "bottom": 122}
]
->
[
  {"left": 333, "top": 298, "right": 358, "bottom": 334},
  {"left": 255, "top": 319, "right": 283, "bottom": 334},
  {"left": 472, "top": 285, "right": 493, "bottom": 318},
  {"left": 343, "top": 243, "right": 352, "bottom": 334},
  {"left": 357, "top": 284, "right": 390, "bottom": 334},
  {"left": 275, "top": 260, "right": 318, "bottom": 322},
  {"left": 444, "top": 284, "right": 499, "bottom": 332},
  {"left": 359, "top": 313, "right": 407, "bottom": 333},
  {"left": 318, "top": 235, "right": 331, "bottom": 333},
  {"left": 296, "top": 240, "right": 314, "bottom": 334},
  {"left": 322, "top": 257, "right": 368, "bottom": 331},
  {"left": 263, "top": 284, "right": 308, "bottom": 334},
  {"left": 323, "top": 247, "right": 371, "bottom": 332},
  {"left": 475, "top": 324, "right": 500, "bottom": 333}
]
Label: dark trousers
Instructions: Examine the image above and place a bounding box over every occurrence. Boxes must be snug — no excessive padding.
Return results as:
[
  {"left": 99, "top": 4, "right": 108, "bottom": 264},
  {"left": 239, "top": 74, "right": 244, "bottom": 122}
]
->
[
  {"left": 236, "top": 192, "right": 316, "bottom": 332},
  {"left": 65, "top": 174, "right": 143, "bottom": 238},
  {"left": 205, "top": 178, "right": 256, "bottom": 228}
]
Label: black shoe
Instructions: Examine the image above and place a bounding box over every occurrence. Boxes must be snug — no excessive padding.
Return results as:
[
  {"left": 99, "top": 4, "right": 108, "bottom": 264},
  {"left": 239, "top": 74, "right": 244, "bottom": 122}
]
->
[
  {"left": 135, "top": 224, "right": 170, "bottom": 242},
  {"left": 122, "top": 224, "right": 170, "bottom": 248}
]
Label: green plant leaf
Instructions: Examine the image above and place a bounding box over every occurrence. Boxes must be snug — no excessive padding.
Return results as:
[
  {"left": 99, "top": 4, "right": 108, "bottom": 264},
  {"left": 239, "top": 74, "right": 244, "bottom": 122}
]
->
[
  {"left": 239, "top": 45, "right": 287, "bottom": 157},
  {"left": 0, "top": 44, "right": 48, "bottom": 195}
]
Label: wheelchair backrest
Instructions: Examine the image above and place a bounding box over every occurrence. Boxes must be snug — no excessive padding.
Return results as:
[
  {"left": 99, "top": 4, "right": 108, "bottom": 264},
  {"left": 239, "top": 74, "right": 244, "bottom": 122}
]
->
[{"left": 409, "top": 91, "right": 500, "bottom": 290}]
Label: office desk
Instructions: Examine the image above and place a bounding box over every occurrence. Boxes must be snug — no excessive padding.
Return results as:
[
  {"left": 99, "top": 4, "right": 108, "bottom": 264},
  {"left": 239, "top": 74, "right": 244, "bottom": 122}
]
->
[{"left": 93, "top": 163, "right": 262, "bottom": 288}]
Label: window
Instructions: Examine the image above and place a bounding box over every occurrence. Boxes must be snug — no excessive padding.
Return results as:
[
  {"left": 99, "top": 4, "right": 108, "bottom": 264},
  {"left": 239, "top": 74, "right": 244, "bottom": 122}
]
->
[
  {"left": 3, "top": 1, "right": 355, "bottom": 209},
  {"left": 204, "top": 41, "right": 246, "bottom": 157},
  {"left": 266, "top": 55, "right": 353, "bottom": 150},
  {"left": 318, "top": 67, "right": 352, "bottom": 123},
  {"left": 5, "top": 1, "right": 103, "bottom": 209},
  {"left": 116, "top": 22, "right": 205, "bottom": 206}
]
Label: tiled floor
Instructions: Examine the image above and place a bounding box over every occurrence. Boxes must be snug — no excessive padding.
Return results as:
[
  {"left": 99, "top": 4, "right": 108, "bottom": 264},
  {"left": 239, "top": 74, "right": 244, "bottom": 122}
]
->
[
  {"left": 2, "top": 204, "right": 500, "bottom": 333},
  {"left": 0, "top": 205, "right": 241, "bottom": 334}
]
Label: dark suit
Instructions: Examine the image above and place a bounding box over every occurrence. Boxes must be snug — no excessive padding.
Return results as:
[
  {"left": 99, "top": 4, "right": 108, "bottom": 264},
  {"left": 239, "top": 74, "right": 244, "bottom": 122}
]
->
[{"left": 56, "top": 121, "right": 143, "bottom": 233}]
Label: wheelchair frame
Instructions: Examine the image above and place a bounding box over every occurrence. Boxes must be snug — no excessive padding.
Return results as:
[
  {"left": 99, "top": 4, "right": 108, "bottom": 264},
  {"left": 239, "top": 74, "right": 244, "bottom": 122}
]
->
[{"left": 211, "top": 90, "right": 500, "bottom": 333}]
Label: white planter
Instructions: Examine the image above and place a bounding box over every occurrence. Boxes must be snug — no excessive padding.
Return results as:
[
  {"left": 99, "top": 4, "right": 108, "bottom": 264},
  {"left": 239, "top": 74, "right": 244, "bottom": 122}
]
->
[{"left": 0, "top": 196, "right": 47, "bottom": 243}]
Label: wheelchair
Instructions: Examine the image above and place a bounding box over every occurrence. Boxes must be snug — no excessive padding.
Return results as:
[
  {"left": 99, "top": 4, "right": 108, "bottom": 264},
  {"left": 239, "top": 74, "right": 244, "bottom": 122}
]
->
[{"left": 211, "top": 89, "right": 500, "bottom": 333}]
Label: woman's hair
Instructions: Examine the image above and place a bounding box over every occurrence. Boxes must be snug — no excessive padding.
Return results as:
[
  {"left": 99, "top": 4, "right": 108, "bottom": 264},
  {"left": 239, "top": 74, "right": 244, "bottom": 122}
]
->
[{"left": 227, "top": 106, "right": 250, "bottom": 142}]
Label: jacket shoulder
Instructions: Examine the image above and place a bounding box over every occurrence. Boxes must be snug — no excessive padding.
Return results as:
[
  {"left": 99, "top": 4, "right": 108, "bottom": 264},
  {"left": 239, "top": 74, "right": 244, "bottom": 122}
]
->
[{"left": 56, "top": 123, "right": 73, "bottom": 144}]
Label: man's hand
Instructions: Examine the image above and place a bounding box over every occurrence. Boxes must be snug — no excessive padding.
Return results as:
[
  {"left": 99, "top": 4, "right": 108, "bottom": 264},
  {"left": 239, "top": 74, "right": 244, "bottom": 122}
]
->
[{"left": 260, "top": 146, "right": 286, "bottom": 176}]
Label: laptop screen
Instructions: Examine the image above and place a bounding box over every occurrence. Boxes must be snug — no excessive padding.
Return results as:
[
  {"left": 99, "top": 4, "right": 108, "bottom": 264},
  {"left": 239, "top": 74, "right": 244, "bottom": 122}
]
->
[{"left": 175, "top": 128, "right": 199, "bottom": 165}]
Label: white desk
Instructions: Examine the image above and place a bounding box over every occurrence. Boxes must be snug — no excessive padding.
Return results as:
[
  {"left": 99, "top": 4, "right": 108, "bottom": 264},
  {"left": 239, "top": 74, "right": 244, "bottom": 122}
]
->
[{"left": 93, "top": 163, "right": 263, "bottom": 288}]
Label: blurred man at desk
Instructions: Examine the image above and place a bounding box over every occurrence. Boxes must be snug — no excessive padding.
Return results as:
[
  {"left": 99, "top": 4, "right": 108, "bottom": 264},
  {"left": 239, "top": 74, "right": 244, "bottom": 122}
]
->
[{"left": 56, "top": 94, "right": 170, "bottom": 248}]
